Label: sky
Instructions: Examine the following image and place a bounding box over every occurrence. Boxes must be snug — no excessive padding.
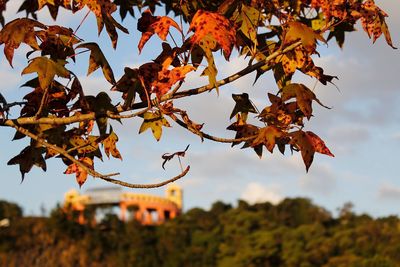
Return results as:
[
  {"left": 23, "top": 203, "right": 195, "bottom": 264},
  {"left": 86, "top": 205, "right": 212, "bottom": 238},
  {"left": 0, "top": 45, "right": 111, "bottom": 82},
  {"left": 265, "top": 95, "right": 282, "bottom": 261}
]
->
[{"left": 0, "top": 1, "right": 399, "bottom": 217}]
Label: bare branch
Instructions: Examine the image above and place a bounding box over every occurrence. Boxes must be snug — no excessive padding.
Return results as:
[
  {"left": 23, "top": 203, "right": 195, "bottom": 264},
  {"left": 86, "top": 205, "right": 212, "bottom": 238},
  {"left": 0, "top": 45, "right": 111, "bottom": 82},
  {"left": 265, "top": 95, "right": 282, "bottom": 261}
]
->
[
  {"left": 99, "top": 165, "right": 190, "bottom": 189},
  {"left": 172, "top": 116, "right": 257, "bottom": 144},
  {"left": 1, "top": 108, "right": 149, "bottom": 127}
]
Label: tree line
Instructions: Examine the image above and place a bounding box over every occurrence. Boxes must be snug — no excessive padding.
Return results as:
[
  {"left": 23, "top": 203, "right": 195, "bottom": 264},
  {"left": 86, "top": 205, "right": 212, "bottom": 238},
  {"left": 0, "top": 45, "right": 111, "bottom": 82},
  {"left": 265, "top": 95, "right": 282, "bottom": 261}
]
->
[{"left": 0, "top": 198, "right": 399, "bottom": 266}]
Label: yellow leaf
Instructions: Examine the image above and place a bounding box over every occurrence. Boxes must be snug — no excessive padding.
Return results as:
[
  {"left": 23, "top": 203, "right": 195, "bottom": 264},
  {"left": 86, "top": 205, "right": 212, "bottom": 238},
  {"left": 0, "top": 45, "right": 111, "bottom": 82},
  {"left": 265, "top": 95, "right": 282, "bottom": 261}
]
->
[
  {"left": 198, "top": 35, "right": 219, "bottom": 94},
  {"left": 284, "top": 21, "right": 325, "bottom": 52},
  {"left": 38, "top": 0, "right": 55, "bottom": 10},
  {"left": 139, "top": 111, "right": 171, "bottom": 141},
  {"left": 69, "top": 135, "right": 100, "bottom": 154},
  {"left": 103, "top": 129, "right": 122, "bottom": 160},
  {"left": 22, "top": 57, "right": 70, "bottom": 89},
  {"left": 238, "top": 4, "right": 262, "bottom": 46}
]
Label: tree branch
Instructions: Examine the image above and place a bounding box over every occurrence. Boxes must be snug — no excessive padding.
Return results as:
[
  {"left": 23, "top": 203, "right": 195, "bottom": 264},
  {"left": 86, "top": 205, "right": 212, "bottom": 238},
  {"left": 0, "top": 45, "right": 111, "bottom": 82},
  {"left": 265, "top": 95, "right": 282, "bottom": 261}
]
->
[
  {"left": 99, "top": 166, "right": 190, "bottom": 189},
  {"left": 172, "top": 116, "right": 257, "bottom": 144},
  {"left": 1, "top": 108, "right": 149, "bottom": 126},
  {"left": 4, "top": 120, "right": 189, "bottom": 188},
  {"left": 131, "top": 40, "right": 303, "bottom": 110}
]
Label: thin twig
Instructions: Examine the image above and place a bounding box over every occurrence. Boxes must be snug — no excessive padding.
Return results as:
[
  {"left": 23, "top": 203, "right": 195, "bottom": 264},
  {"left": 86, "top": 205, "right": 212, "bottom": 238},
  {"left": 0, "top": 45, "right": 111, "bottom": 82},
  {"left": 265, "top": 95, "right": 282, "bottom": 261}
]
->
[
  {"left": 35, "top": 88, "right": 48, "bottom": 117},
  {"left": 99, "top": 166, "right": 190, "bottom": 189},
  {"left": 172, "top": 117, "right": 257, "bottom": 144}
]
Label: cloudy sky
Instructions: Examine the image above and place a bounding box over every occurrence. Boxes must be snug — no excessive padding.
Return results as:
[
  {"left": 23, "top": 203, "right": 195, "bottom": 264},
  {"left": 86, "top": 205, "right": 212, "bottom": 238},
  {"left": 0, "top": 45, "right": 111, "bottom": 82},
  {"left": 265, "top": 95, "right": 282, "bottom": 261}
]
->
[{"left": 0, "top": 1, "right": 399, "bottom": 217}]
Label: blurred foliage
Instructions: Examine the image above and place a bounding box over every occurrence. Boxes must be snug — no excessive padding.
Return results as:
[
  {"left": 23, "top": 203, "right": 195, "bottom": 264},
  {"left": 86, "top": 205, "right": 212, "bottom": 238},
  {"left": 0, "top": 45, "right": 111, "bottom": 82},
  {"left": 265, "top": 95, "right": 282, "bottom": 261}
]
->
[{"left": 1, "top": 198, "right": 400, "bottom": 267}]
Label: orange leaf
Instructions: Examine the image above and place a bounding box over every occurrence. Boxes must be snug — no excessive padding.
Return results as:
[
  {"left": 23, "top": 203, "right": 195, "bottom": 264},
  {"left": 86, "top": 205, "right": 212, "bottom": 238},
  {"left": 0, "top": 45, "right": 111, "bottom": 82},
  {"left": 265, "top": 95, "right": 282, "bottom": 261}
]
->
[
  {"left": 189, "top": 10, "right": 236, "bottom": 60},
  {"left": 138, "top": 10, "right": 180, "bottom": 53},
  {"left": 151, "top": 65, "right": 195, "bottom": 98},
  {"left": 64, "top": 157, "right": 93, "bottom": 187}
]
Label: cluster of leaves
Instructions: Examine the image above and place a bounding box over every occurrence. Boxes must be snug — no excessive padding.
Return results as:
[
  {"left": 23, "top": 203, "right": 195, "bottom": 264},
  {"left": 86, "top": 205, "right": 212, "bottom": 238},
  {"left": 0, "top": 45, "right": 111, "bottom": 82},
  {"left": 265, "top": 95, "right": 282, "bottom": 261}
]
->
[
  {"left": 1, "top": 199, "right": 400, "bottom": 266},
  {"left": 0, "top": 0, "right": 395, "bottom": 187}
]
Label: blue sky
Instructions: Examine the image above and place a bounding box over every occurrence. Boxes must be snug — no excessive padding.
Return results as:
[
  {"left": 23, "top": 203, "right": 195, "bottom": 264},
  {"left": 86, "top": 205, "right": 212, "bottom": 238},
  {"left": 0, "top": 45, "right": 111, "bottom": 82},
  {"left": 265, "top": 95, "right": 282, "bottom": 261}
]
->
[{"left": 0, "top": 1, "right": 399, "bottom": 217}]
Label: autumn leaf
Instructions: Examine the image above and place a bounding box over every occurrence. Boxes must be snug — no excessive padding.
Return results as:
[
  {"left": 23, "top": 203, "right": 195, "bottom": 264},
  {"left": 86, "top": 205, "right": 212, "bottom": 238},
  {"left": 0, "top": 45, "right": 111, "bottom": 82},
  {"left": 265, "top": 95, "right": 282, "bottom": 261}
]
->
[
  {"left": 102, "top": 127, "right": 122, "bottom": 160},
  {"left": 198, "top": 35, "right": 219, "bottom": 93},
  {"left": 64, "top": 157, "right": 93, "bottom": 187},
  {"left": 69, "top": 135, "right": 100, "bottom": 154},
  {"left": 21, "top": 57, "right": 70, "bottom": 89},
  {"left": 151, "top": 65, "right": 195, "bottom": 98},
  {"left": 0, "top": 18, "right": 45, "bottom": 66},
  {"left": 284, "top": 21, "right": 325, "bottom": 52},
  {"left": 251, "top": 126, "right": 283, "bottom": 153},
  {"left": 279, "top": 46, "right": 309, "bottom": 75},
  {"left": 289, "top": 130, "right": 315, "bottom": 172},
  {"left": 281, "top": 83, "right": 329, "bottom": 119},
  {"left": 74, "top": 0, "right": 128, "bottom": 48},
  {"left": 7, "top": 146, "right": 46, "bottom": 181},
  {"left": 139, "top": 111, "right": 171, "bottom": 141},
  {"left": 237, "top": 4, "right": 262, "bottom": 46},
  {"left": 38, "top": 0, "right": 55, "bottom": 10},
  {"left": 189, "top": 9, "right": 236, "bottom": 60},
  {"left": 290, "top": 130, "right": 333, "bottom": 171},
  {"left": 360, "top": 5, "right": 396, "bottom": 49},
  {"left": 230, "top": 93, "right": 257, "bottom": 119},
  {"left": 77, "top": 42, "right": 116, "bottom": 85},
  {"left": 137, "top": 9, "right": 180, "bottom": 53},
  {"left": 114, "top": 0, "right": 135, "bottom": 21},
  {"left": 305, "top": 131, "right": 334, "bottom": 157}
]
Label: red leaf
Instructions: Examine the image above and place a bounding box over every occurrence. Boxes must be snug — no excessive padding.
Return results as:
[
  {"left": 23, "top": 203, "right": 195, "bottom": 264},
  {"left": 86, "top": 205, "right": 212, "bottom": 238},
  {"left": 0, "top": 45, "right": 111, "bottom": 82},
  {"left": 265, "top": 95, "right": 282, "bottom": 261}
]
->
[
  {"left": 306, "top": 131, "right": 334, "bottom": 157},
  {"left": 137, "top": 10, "right": 180, "bottom": 53}
]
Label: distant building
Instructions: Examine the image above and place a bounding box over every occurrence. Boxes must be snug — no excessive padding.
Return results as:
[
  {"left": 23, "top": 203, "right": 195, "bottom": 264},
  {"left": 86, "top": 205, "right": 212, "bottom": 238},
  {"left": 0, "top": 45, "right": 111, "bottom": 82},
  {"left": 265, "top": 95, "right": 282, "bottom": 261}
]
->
[{"left": 63, "top": 184, "right": 183, "bottom": 225}]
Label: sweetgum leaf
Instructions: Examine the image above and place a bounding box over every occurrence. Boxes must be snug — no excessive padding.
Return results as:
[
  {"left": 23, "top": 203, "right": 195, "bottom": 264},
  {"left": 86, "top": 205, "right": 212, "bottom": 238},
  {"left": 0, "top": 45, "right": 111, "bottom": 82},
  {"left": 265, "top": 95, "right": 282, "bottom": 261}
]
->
[
  {"left": 230, "top": 93, "right": 257, "bottom": 119},
  {"left": 137, "top": 10, "right": 180, "bottom": 53},
  {"left": 77, "top": 42, "right": 116, "bottom": 85},
  {"left": 7, "top": 146, "right": 46, "bottom": 181},
  {"left": 102, "top": 127, "right": 122, "bottom": 160},
  {"left": 289, "top": 130, "right": 314, "bottom": 172},
  {"left": 305, "top": 131, "right": 334, "bottom": 157},
  {"left": 251, "top": 126, "right": 283, "bottom": 153},
  {"left": 21, "top": 57, "right": 70, "bottom": 89},
  {"left": 189, "top": 10, "right": 236, "bottom": 60},
  {"left": 237, "top": 4, "right": 262, "bottom": 46},
  {"left": 151, "top": 65, "right": 195, "bottom": 98},
  {"left": 139, "top": 111, "right": 171, "bottom": 141},
  {"left": 0, "top": 18, "right": 45, "bottom": 66},
  {"left": 64, "top": 157, "right": 93, "bottom": 187},
  {"left": 284, "top": 21, "right": 325, "bottom": 52},
  {"left": 281, "top": 83, "right": 329, "bottom": 119}
]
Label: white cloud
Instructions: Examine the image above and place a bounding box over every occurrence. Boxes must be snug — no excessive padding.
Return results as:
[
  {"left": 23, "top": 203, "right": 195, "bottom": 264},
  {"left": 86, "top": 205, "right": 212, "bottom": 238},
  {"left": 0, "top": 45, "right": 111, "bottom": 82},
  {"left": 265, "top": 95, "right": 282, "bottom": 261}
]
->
[
  {"left": 378, "top": 184, "right": 400, "bottom": 201},
  {"left": 241, "top": 182, "right": 283, "bottom": 204}
]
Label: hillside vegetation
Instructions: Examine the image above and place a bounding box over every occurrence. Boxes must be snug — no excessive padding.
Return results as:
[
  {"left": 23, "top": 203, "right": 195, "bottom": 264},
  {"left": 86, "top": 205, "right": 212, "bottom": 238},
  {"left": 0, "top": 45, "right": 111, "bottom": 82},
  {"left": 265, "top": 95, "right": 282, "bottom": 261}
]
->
[{"left": 1, "top": 198, "right": 399, "bottom": 267}]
